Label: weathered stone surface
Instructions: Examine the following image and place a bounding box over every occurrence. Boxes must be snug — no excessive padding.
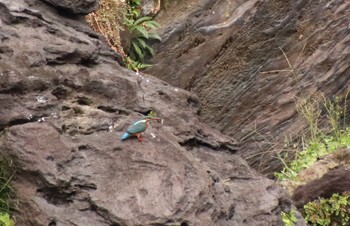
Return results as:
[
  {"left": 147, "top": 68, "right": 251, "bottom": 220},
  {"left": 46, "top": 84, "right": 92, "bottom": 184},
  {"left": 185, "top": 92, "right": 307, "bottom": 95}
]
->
[
  {"left": 141, "top": 0, "right": 161, "bottom": 16},
  {"left": 0, "top": 0, "right": 305, "bottom": 225},
  {"left": 146, "top": 0, "right": 350, "bottom": 175},
  {"left": 41, "top": 0, "right": 98, "bottom": 14},
  {"left": 292, "top": 165, "right": 350, "bottom": 209}
]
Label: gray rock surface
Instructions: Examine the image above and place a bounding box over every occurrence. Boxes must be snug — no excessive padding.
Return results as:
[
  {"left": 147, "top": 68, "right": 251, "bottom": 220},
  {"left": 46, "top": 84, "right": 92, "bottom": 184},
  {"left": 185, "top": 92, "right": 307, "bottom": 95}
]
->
[
  {"left": 40, "top": 0, "right": 98, "bottom": 14},
  {"left": 0, "top": 0, "right": 306, "bottom": 225},
  {"left": 141, "top": 0, "right": 160, "bottom": 16},
  {"left": 146, "top": 0, "right": 350, "bottom": 175}
]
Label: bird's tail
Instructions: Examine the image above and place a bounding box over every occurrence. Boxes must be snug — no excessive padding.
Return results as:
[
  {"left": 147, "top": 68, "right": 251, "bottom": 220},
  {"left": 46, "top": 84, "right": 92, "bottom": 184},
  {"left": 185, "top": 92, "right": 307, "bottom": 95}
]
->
[{"left": 121, "top": 132, "right": 130, "bottom": 140}]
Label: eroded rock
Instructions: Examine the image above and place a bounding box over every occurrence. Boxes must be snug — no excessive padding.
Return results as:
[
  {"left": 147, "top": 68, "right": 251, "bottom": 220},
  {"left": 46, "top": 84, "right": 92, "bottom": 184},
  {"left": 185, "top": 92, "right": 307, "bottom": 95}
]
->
[
  {"left": 292, "top": 165, "right": 350, "bottom": 209},
  {"left": 41, "top": 0, "right": 98, "bottom": 14},
  {"left": 0, "top": 0, "right": 305, "bottom": 225},
  {"left": 146, "top": 0, "right": 350, "bottom": 176}
]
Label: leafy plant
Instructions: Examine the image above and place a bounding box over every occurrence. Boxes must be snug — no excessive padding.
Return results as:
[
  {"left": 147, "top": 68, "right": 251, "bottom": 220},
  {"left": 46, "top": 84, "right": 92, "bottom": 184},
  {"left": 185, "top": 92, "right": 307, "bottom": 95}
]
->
[
  {"left": 125, "top": 0, "right": 161, "bottom": 63},
  {"left": 87, "top": 0, "right": 162, "bottom": 71},
  {"left": 0, "top": 158, "right": 15, "bottom": 226},
  {"left": 0, "top": 212, "right": 14, "bottom": 226},
  {"left": 276, "top": 127, "right": 350, "bottom": 181},
  {"left": 282, "top": 210, "right": 297, "bottom": 226},
  {"left": 304, "top": 193, "right": 350, "bottom": 226},
  {"left": 125, "top": 17, "right": 161, "bottom": 62},
  {"left": 124, "top": 56, "right": 152, "bottom": 71},
  {"left": 275, "top": 96, "right": 350, "bottom": 181}
]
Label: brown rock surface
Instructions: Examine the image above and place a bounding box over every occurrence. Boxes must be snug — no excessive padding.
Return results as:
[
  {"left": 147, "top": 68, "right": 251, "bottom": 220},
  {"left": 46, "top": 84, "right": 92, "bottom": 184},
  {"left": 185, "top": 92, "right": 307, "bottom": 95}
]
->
[
  {"left": 292, "top": 165, "right": 350, "bottom": 208},
  {"left": 0, "top": 0, "right": 305, "bottom": 225},
  {"left": 146, "top": 0, "right": 350, "bottom": 175}
]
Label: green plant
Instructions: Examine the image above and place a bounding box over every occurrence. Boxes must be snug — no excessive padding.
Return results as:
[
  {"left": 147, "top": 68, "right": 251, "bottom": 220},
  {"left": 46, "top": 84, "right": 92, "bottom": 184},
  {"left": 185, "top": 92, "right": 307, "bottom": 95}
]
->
[
  {"left": 323, "top": 96, "right": 344, "bottom": 141},
  {"left": 282, "top": 210, "right": 297, "bottom": 226},
  {"left": 148, "top": 111, "right": 157, "bottom": 117},
  {"left": 0, "top": 158, "right": 15, "bottom": 226},
  {"left": 275, "top": 127, "right": 350, "bottom": 181},
  {"left": 0, "top": 160, "right": 13, "bottom": 213},
  {"left": 296, "top": 98, "right": 322, "bottom": 142},
  {"left": 275, "top": 96, "right": 350, "bottom": 181},
  {"left": 304, "top": 193, "right": 350, "bottom": 226},
  {"left": 87, "top": 0, "right": 162, "bottom": 71},
  {"left": 125, "top": 56, "right": 152, "bottom": 71},
  {"left": 124, "top": 0, "right": 161, "bottom": 63},
  {"left": 0, "top": 212, "right": 14, "bottom": 226}
]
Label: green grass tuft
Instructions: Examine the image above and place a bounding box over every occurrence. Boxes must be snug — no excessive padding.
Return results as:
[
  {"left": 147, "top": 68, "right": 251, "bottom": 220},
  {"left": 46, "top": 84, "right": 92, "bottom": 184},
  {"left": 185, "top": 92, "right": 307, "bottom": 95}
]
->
[{"left": 0, "top": 158, "right": 15, "bottom": 226}]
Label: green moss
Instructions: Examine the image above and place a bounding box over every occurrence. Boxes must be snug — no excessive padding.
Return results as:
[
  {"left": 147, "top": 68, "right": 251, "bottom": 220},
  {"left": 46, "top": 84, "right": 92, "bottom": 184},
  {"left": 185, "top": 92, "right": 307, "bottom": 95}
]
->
[
  {"left": 304, "top": 193, "right": 350, "bottom": 226},
  {"left": 282, "top": 210, "right": 297, "bottom": 226},
  {"left": 0, "top": 212, "right": 14, "bottom": 226}
]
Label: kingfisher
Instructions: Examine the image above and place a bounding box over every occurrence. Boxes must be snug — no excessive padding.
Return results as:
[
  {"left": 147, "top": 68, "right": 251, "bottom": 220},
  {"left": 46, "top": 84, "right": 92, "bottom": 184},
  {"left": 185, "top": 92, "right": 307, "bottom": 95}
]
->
[{"left": 121, "top": 116, "right": 162, "bottom": 142}]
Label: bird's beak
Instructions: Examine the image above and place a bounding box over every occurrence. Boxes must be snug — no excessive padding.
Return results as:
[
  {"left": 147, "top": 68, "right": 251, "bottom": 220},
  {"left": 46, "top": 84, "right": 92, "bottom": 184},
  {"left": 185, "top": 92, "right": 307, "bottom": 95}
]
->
[{"left": 149, "top": 118, "right": 163, "bottom": 123}]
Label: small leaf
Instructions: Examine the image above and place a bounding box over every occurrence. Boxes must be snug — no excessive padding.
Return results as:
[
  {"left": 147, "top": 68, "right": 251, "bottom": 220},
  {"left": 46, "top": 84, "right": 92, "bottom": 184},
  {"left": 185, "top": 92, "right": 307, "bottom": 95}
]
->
[
  {"left": 133, "top": 25, "right": 149, "bottom": 39},
  {"left": 148, "top": 32, "right": 161, "bottom": 41},
  {"left": 144, "top": 44, "right": 155, "bottom": 56},
  {"left": 132, "top": 42, "right": 144, "bottom": 61},
  {"left": 134, "top": 38, "right": 147, "bottom": 48},
  {"left": 136, "top": 63, "right": 152, "bottom": 69},
  {"left": 144, "top": 20, "right": 161, "bottom": 29},
  {"left": 134, "top": 16, "right": 152, "bottom": 26}
]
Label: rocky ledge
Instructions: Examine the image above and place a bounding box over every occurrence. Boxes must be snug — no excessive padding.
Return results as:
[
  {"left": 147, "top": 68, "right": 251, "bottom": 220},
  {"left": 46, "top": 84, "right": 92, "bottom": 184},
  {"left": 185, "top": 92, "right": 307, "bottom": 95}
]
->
[{"left": 0, "top": 0, "right": 305, "bottom": 225}]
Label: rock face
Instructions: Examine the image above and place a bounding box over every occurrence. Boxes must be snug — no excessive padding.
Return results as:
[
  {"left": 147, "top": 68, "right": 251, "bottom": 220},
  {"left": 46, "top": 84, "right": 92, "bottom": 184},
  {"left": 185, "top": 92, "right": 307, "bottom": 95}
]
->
[
  {"left": 146, "top": 0, "right": 350, "bottom": 174},
  {"left": 0, "top": 0, "right": 305, "bottom": 225},
  {"left": 292, "top": 149, "right": 350, "bottom": 208},
  {"left": 292, "top": 165, "right": 350, "bottom": 209},
  {"left": 41, "top": 0, "right": 98, "bottom": 14}
]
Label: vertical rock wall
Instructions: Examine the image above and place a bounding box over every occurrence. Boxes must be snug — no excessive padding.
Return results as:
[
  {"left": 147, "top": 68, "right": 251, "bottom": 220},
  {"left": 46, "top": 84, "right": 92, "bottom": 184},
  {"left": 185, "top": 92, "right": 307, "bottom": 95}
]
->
[{"left": 146, "top": 0, "right": 350, "bottom": 174}]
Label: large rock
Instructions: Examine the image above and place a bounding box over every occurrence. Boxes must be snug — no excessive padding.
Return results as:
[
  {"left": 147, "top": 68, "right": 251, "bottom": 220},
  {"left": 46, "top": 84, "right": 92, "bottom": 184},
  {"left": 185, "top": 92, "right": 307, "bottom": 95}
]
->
[
  {"left": 146, "top": 0, "right": 350, "bottom": 175},
  {"left": 292, "top": 149, "right": 350, "bottom": 208},
  {"left": 41, "top": 0, "right": 98, "bottom": 14},
  {"left": 0, "top": 0, "right": 305, "bottom": 225}
]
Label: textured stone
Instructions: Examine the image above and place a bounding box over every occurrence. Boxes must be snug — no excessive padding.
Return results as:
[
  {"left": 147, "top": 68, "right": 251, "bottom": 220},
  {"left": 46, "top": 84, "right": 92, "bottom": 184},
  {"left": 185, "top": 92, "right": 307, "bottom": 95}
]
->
[
  {"left": 0, "top": 0, "right": 306, "bottom": 225},
  {"left": 292, "top": 165, "right": 350, "bottom": 208},
  {"left": 41, "top": 0, "right": 98, "bottom": 14},
  {"left": 146, "top": 0, "right": 350, "bottom": 176}
]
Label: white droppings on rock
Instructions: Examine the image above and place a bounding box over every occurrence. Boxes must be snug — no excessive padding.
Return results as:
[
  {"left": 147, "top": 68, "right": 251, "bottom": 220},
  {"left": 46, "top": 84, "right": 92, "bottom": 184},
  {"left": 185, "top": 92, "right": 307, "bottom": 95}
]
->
[
  {"left": 109, "top": 125, "right": 114, "bottom": 132},
  {"left": 36, "top": 96, "right": 48, "bottom": 103},
  {"left": 51, "top": 112, "right": 59, "bottom": 119}
]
